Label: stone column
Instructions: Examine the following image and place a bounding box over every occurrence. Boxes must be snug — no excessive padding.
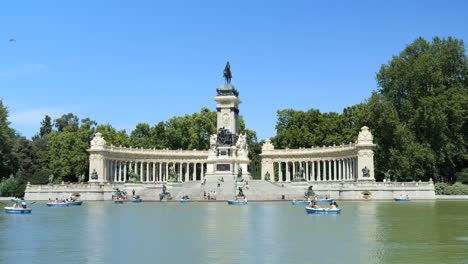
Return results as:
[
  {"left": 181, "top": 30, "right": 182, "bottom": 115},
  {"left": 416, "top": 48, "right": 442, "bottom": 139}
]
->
[
  {"left": 164, "top": 162, "right": 169, "bottom": 181},
  {"left": 305, "top": 161, "right": 309, "bottom": 181},
  {"left": 292, "top": 162, "right": 296, "bottom": 180},
  {"left": 158, "top": 163, "right": 161, "bottom": 182},
  {"left": 311, "top": 161, "right": 315, "bottom": 181},
  {"left": 184, "top": 163, "right": 189, "bottom": 182},
  {"left": 285, "top": 162, "right": 290, "bottom": 182},
  {"left": 123, "top": 162, "right": 127, "bottom": 182},
  {"left": 201, "top": 163, "right": 204, "bottom": 179},
  {"left": 317, "top": 160, "right": 321, "bottom": 181},
  {"left": 144, "top": 162, "right": 148, "bottom": 183},
  {"left": 333, "top": 160, "right": 337, "bottom": 181},
  {"left": 117, "top": 161, "right": 121, "bottom": 182},
  {"left": 278, "top": 162, "right": 283, "bottom": 182},
  {"left": 337, "top": 159, "right": 340, "bottom": 181}
]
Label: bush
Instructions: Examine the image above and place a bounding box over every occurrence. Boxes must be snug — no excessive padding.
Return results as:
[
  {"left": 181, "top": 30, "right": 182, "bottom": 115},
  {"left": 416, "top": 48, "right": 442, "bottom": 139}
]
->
[
  {"left": 455, "top": 168, "right": 468, "bottom": 184},
  {"left": 0, "top": 170, "right": 29, "bottom": 197},
  {"left": 435, "top": 183, "right": 468, "bottom": 195},
  {"left": 0, "top": 174, "right": 20, "bottom": 197}
]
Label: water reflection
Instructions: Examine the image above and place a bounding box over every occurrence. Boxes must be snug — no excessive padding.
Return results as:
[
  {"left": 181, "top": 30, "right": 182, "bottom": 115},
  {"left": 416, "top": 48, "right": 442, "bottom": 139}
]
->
[{"left": 1, "top": 201, "right": 468, "bottom": 264}]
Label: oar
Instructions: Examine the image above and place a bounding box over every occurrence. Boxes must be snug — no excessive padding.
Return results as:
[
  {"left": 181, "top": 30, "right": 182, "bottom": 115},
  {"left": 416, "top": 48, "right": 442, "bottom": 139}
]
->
[
  {"left": 0, "top": 201, "right": 7, "bottom": 206},
  {"left": 29, "top": 202, "right": 37, "bottom": 206}
]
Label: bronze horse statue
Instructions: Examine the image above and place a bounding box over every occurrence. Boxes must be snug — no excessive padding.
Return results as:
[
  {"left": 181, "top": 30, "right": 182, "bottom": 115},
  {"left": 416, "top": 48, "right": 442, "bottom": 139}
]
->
[{"left": 223, "top": 61, "right": 232, "bottom": 84}]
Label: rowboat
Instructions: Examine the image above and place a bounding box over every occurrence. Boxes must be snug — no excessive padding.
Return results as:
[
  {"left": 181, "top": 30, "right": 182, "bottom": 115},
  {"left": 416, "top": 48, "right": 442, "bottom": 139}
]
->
[
  {"left": 394, "top": 198, "right": 411, "bottom": 202},
  {"left": 114, "top": 200, "right": 124, "bottom": 204},
  {"left": 292, "top": 200, "right": 310, "bottom": 205},
  {"left": 227, "top": 200, "right": 247, "bottom": 205},
  {"left": 132, "top": 199, "right": 142, "bottom": 203},
  {"left": 67, "top": 201, "right": 83, "bottom": 206},
  {"left": 180, "top": 199, "right": 191, "bottom": 203},
  {"left": 316, "top": 199, "right": 333, "bottom": 203},
  {"left": 4, "top": 207, "right": 32, "bottom": 214},
  {"left": 11, "top": 199, "right": 25, "bottom": 203},
  {"left": 305, "top": 207, "right": 341, "bottom": 214},
  {"left": 47, "top": 202, "right": 69, "bottom": 207}
]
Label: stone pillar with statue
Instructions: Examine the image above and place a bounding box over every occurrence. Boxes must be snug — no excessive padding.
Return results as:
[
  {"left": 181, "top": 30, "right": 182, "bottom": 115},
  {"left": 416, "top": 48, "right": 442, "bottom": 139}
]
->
[
  {"left": 88, "top": 132, "right": 107, "bottom": 183},
  {"left": 356, "top": 126, "right": 376, "bottom": 181},
  {"left": 205, "top": 62, "right": 250, "bottom": 178}
]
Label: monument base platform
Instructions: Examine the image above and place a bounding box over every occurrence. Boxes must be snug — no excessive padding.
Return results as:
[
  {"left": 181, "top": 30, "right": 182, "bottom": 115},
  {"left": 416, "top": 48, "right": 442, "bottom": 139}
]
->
[{"left": 25, "top": 180, "right": 435, "bottom": 201}]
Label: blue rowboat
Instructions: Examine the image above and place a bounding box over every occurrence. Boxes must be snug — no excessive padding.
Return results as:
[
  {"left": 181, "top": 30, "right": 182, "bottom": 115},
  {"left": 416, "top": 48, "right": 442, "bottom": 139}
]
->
[
  {"left": 228, "top": 200, "right": 247, "bottom": 205},
  {"left": 316, "top": 199, "right": 333, "bottom": 203},
  {"left": 114, "top": 200, "right": 124, "bottom": 204},
  {"left": 394, "top": 198, "right": 411, "bottom": 202},
  {"left": 67, "top": 201, "right": 83, "bottom": 206},
  {"left": 292, "top": 201, "right": 310, "bottom": 205},
  {"left": 132, "top": 199, "right": 142, "bottom": 203},
  {"left": 180, "top": 200, "right": 191, "bottom": 203},
  {"left": 4, "top": 207, "right": 32, "bottom": 214},
  {"left": 305, "top": 207, "right": 341, "bottom": 214},
  {"left": 11, "top": 199, "right": 25, "bottom": 203},
  {"left": 47, "top": 202, "right": 69, "bottom": 207}
]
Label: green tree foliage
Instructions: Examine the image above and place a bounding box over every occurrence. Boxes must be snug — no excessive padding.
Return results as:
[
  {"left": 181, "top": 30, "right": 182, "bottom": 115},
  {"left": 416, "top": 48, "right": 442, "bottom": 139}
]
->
[
  {"left": 39, "top": 115, "right": 52, "bottom": 137},
  {"left": 54, "top": 113, "right": 79, "bottom": 132},
  {"left": 45, "top": 116, "right": 97, "bottom": 182},
  {"left": 435, "top": 183, "right": 468, "bottom": 195},
  {"left": 0, "top": 100, "right": 16, "bottom": 179},
  {"left": 376, "top": 37, "right": 468, "bottom": 182},
  {"left": 271, "top": 37, "right": 467, "bottom": 182}
]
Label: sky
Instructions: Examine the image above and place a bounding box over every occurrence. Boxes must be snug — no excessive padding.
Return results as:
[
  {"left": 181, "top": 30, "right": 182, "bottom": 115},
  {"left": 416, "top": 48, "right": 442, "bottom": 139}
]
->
[{"left": 1, "top": 0, "right": 467, "bottom": 141}]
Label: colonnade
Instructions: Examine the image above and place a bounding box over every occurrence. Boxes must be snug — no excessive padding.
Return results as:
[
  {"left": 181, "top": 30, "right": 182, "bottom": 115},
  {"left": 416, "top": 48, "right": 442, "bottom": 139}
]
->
[
  {"left": 273, "top": 158, "right": 357, "bottom": 182},
  {"left": 105, "top": 160, "right": 206, "bottom": 183}
]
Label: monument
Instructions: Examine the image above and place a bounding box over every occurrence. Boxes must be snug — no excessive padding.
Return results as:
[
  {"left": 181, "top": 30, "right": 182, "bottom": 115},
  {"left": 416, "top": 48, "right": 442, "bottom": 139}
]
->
[
  {"left": 24, "top": 62, "right": 436, "bottom": 201},
  {"left": 205, "top": 61, "right": 250, "bottom": 178}
]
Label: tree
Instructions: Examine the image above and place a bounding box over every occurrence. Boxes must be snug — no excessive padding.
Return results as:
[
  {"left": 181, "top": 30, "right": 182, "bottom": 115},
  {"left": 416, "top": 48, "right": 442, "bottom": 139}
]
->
[
  {"left": 39, "top": 115, "right": 52, "bottom": 137},
  {"left": 376, "top": 37, "right": 468, "bottom": 182},
  {"left": 54, "top": 113, "right": 79, "bottom": 132},
  {"left": 0, "top": 100, "right": 16, "bottom": 180}
]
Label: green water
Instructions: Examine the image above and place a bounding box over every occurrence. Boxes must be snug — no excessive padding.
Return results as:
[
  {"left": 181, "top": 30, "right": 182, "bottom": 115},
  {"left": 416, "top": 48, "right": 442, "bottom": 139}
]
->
[{"left": 1, "top": 201, "right": 468, "bottom": 264}]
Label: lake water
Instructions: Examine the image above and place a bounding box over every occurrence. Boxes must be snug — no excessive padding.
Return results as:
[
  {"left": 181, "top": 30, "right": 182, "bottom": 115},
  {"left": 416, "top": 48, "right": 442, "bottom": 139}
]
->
[{"left": 1, "top": 201, "right": 468, "bottom": 264}]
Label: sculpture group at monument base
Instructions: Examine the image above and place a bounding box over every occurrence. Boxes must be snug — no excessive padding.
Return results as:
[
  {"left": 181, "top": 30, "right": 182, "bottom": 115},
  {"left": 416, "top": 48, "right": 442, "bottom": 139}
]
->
[{"left": 24, "top": 180, "right": 436, "bottom": 201}]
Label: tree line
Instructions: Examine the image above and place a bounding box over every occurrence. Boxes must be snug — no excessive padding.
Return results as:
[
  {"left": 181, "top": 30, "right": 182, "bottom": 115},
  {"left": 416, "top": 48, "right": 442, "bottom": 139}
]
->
[
  {"left": 0, "top": 36, "right": 466, "bottom": 196},
  {"left": 272, "top": 37, "right": 467, "bottom": 183}
]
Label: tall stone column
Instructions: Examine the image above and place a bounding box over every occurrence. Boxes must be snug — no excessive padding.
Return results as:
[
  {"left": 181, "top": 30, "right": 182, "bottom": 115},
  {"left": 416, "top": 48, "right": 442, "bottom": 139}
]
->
[
  {"left": 139, "top": 162, "right": 143, "bottom": 182},
  {"left": 311, "top": 161, "right": 315, "bottom": 181},
  {"left": 118, "top": 161, "right": 122, "bottom": 182},
  {"left": 200, "top": 163, "right": 204, "bottom": 180},
  {"left": 134, "top": 162, "right": 137, "bottom": 178},
  {"left": 305, "top": 161, "right": 309, "bottom": 181},
  {"left": 292, "top": 162, "right": 296, "bottom": 180},
  {"left": 185, "top": 163, "right": 189, "bottom": 182},
  {"left": 333, "top": 160, "right": 337, "bottom": 181},
  {"left": 164, "top": 162, "right": 169, "bottom": 181},
  {"left": 317, "top": 160, "right": 321, "bottom": 181},
  {"left": 279, "top": 162, "right": 283, "bottom": 182},
  {"left": 124, "top": 162, "right": 127, "bottom": 182},
  {"left": 337, "top": 160, "right": 341, "bottom": 181},
  {"left": 284, "top": 161, "right": 291, "bottom": 182}
]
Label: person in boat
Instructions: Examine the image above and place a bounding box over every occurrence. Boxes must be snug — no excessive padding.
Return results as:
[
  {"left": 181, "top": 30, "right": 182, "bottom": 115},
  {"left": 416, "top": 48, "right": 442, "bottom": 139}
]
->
[
  {"left": 329, "top": 202, "right": 337, "bottom": 210},
  {"left": 399, "top": 194, "right": 403, "bottom": 199},
  {"left": 13, "top": 202, "right": 20, "bottom": 209},
  {"left": 55, "top": 198, "right": 59, "bottom": 203},
  {"left": 325, "top": 195, "right": 329, "bottom": 200},
  {"left": 312, "top": 201, "right": 320, "bottom": 209},
  {"left": 21, "top": 201, "right": 27, "bottom": 209},
  {"left": 406, "top": 195, "right": 409, "bottom": 199}
]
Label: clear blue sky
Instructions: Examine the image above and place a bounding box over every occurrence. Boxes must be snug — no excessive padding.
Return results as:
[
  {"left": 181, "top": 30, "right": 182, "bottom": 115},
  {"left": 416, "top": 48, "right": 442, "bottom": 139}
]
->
[{"left": 1, "top": 0, "right": 467, "bottom": 141}]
